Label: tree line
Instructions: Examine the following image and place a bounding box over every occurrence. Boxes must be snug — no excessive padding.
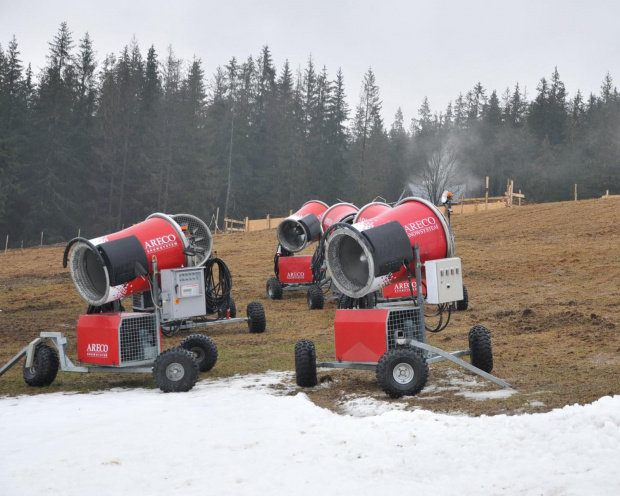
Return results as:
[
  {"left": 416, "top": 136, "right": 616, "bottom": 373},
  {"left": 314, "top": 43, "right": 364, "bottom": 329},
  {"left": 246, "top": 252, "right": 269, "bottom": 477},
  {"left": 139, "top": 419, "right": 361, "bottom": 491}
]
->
[{"left": 1, "top": 23, "right": 618, "bottom": 246}]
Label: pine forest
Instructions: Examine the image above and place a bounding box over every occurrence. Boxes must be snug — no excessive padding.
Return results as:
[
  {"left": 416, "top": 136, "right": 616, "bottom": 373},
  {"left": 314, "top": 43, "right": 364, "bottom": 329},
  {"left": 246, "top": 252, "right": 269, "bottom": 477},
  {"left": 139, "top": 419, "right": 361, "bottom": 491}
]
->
[{"left": 0, "top": 23, "right": 618, "bottom": 246}]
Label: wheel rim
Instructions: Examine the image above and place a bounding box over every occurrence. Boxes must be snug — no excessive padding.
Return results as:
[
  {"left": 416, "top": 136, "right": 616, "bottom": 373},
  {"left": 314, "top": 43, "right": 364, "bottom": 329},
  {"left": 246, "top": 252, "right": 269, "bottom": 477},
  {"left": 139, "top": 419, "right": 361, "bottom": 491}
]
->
[
  {"left": 392, "top": 362, "right": 414, "bottom": 384},
  {"left": 165, "top": 362, "right": 186, "bottom": 381},
  {"left": 26, "top": 357, "right": 39, "bottom": 377},
  {"left": 190, "top": 347, "right": 204, "bottom": 364}
]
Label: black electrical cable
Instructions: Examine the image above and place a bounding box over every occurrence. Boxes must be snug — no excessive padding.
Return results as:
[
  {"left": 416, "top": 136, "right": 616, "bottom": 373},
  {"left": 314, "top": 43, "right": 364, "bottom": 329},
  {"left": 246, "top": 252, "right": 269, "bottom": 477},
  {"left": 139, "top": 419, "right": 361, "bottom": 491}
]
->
[
  {"left": 425, "top": 303, "right": 452, "bottom": 333},
  {"left": 204, "top": 257, "right": 233, "bottom": 315},
  {"left": 403, "top": 260, "right": 451, "bottom": 333}
]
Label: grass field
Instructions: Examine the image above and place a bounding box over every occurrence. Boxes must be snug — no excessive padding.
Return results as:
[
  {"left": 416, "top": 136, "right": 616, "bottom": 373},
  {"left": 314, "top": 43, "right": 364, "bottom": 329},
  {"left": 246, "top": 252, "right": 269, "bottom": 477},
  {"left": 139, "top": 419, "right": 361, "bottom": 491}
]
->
[{"left": 1, "top": 198, "right": 619, "bottom": 416}]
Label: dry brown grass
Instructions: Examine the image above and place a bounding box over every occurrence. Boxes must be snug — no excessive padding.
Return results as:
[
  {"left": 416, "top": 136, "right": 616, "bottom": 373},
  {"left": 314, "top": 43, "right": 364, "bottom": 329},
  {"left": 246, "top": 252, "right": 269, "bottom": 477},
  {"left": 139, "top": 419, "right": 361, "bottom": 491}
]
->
[{"left": 1, "top": 198, "right": 619, "bottom": 416}]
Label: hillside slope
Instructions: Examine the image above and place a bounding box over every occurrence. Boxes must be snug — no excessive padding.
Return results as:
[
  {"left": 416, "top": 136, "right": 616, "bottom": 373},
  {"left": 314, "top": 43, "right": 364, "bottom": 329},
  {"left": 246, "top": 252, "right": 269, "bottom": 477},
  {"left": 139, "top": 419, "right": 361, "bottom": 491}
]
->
[{"left": 1, "top": 198, "right": 618, "bottom": 415}]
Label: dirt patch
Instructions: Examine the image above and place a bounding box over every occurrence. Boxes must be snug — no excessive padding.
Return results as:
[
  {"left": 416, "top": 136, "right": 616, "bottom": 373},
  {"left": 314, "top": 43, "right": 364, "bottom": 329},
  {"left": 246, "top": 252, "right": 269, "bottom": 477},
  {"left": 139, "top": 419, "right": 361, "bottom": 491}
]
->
[{"left": 1, "top": 198, "right": 619, "bottom": 416}]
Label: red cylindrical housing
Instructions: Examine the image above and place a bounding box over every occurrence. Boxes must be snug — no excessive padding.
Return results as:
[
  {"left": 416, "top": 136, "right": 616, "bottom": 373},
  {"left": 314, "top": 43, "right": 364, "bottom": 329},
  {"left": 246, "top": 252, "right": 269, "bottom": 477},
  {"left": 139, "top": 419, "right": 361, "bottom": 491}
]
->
[
  {"left": 67, "top": 213, "right": 189, "bottom": 306},
  {"left": 321, "top": 203, "right": 359, "bottom": 233},
  {"left": 325, "top": 197, "right": 454, "bottom": 298},
  {"left": 353, "top": 202, "right": 392, "bottom": 224},
  {"left": 277, "top": 200, "right": 329, "bottom": 253}
]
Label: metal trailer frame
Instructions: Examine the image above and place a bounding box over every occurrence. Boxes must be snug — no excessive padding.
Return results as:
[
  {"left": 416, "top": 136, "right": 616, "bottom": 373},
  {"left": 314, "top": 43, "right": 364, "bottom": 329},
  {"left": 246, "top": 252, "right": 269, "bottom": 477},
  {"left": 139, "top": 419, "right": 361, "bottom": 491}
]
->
[
  {"left": 159, "top": 314, "right": 257, "bottom": 334},
  {"left": 0, "top": 257, "right": 219, "bottom": 391},
  {"left": 0, "top": 331, "right": 155, "bottom": 379},
  {"left": 0, "top": 257, "right": 168, "bottom": 380},
  {"left": 312, "top": 244, "right": 512, "bottom": 390}
]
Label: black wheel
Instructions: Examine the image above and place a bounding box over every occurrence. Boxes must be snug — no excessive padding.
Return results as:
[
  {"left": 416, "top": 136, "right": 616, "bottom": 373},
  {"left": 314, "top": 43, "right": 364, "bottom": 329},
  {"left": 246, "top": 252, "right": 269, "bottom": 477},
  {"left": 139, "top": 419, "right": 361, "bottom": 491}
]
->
[
  {"left": 468, "top": 325, "right": 493, "bottom": 373},
  {"left": 337, "top": 293, "right": 375, "bottom": 309},
  {"left": 358, "top": 293, "right": 376, "bottom": 309},
  {"left": 456, "top": 284, "right": 469, "bottom": 311},
  {"left": 376, "top": 347, "right": 428, "bottom": 398},
  {"left": 23, "top": 343, "right": 59, "bottom": 387},
  {"left": 153, "top": 347, "right": 199, "bottom": 392},
  {"left": 228, "top": 298, "right": 237, "bottom": 318},
  {"left": 247, "top": 301, "right": 266, "bottom": 333},
  {"left": 179, "top": 334, "right": 218, "bottom": 372},
  {"left": 295, "top": 339, "right": 317, "bottom": 387},
  {"left": 307, "top": 285, "right": 324, "bottom": 310},
  {"left": 266, "top": 277, "right": 283, "bottom": 300},
  {"left": 86, "top": 300, "right": 125, "bottom": 314},
  {"left": 217, "top": 297, "right": 237, "bottom": 319},
  {"left": 338, "top": 293, "right": 353, "bottom": 309},
  {"left": 161, "top": 320, "right": 183, "bottom": 337}
]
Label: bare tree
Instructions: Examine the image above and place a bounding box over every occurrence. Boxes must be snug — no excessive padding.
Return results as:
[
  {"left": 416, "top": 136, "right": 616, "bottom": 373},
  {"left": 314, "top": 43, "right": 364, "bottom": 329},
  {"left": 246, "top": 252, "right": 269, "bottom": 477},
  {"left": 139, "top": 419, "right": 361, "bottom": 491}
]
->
[{"left": 416, "top": 133, "right": 461, "bottom": 205}]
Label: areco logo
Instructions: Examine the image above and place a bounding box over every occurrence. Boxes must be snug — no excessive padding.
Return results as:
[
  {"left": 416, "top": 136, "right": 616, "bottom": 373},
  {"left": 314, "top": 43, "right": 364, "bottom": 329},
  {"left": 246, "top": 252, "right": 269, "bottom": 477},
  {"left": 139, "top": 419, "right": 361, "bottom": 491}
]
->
[
  {"left": 144, "top": 234, "right": 177, "bottom": 250},
  {"left": 392, "top": 282, "right": 416, "bottom": 293},
  {"left": 287, "top": 271, "right": 305, "bottom": 279},
  {"left": 86, "top": 343, "right": 109, "bottom": 355},
  {"left": 403, "top": 217, "right": 437, "bottom": 237}
]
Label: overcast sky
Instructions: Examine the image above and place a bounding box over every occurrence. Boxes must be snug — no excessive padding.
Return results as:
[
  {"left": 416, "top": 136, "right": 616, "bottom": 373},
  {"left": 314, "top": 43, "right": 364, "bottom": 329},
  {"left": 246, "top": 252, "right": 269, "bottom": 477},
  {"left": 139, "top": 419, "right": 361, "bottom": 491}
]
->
[{"left": 2, "top": 0, "right": 619, "bottom": 125}]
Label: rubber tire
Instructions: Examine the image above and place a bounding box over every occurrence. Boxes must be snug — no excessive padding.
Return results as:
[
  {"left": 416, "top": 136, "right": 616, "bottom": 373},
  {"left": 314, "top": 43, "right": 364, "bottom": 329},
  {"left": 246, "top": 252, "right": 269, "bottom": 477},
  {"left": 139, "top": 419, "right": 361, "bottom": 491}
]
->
[
  {"left": 468, "top": 325, "right": 493, "bottom": 373},
  {"left": 307, "top": 285, "right": 324, "bottom": 310},
  {"left": 337, "top": 293, "right": 375, "bottom": 309},
  {"left": 456, "top": 284, "right": 469, "bottom": 311},
  {"left": 23, "top": 343, "right": 59, "bottom": 387},
  {"left": 179, "top": 334, "right": 218, "bottom": 372},
  {"left": 376, "top": 347, "right": 429, "bottom": 398},
  {"left": 295, "top": 339, "right": 318, "bottom": 387},
  {"left": 338, "top": 293, "right": 353, "bottom": 309},
  {"left": 217, "top": 297, "right": 237, "bottom": 319},
  {"left": 266, "top": 277, "right": 283, "bottom": 300},
  {"left": 247, "top": 301, "right": 266, "bottom": 333},
  {"left": 152, "top": 348, "right": 199, "bottom": 392}
]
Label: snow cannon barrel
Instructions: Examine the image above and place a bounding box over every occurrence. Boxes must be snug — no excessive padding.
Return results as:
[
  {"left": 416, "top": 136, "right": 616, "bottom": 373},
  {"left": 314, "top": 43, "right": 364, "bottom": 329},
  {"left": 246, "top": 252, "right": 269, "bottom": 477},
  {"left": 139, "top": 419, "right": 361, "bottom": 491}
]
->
[
  {"left": 353, "top": 201, "right": 392, "bottom": 223},
  {"left": 325, "top": 197, "right": 454, "bottom": 298},
  {"left": 277, "top": 200, "right": 329, "bottom": 253},
  {"left": 321, "top": 203, "right": 359, "bottom": 233},
  {"left": 63, "top": 213, "right": 205, "bottom": 306}
]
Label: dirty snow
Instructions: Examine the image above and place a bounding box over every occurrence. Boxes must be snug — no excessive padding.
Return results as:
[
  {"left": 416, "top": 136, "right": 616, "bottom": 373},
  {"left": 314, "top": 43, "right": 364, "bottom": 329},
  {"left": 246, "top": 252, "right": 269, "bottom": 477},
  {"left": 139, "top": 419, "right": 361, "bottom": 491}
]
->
[{"left": 1, "top": 371, "right": 618, "bottom": 496}]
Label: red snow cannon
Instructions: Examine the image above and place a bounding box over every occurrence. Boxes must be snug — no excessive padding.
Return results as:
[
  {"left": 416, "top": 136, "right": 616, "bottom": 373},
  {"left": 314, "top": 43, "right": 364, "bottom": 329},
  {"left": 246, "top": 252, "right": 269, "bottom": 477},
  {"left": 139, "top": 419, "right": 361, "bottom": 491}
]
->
[
  {"left": 276, "top": 200, "right": 329, "bottom": 253},
  {"left": 325, "top": 197, "right": 454, "bottom": 298},
  {"left": 321, "top": 203, "right": 359, "bottom": 233},
  {"left": 353, "top": 201, "right": 392, "bottom": 224},
  {"left": 63, "top": 213, "right": 212, "bottom": 306}
]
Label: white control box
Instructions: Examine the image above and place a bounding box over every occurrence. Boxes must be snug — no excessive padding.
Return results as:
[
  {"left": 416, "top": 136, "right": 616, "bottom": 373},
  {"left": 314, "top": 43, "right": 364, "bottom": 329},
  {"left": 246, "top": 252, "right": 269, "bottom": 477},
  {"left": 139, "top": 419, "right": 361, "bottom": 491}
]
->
[
  {"left": 160, "top": 267, "right": 206, "bottom": 320},
  {"left": 424, "top": 258, "right": 464, "bottom": 304}
]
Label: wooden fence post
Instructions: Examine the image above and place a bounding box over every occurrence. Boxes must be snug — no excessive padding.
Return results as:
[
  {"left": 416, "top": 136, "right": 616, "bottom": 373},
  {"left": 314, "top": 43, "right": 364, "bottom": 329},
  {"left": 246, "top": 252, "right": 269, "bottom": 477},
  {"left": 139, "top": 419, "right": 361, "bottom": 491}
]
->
[
  {"left": 215, "top": 207, "right": 220, "bottom": 233},
  {"left": 574, "top": 184, "right": 578, "bottom": 201},
  {"left": 518, "top": 190, "right": 522, "bottom": 207},
  {"left": 4, "top": 235, "right": 8, "bottom": 253},
  {"left": 266, "top": 214, "right": 271, "bottom": 229},
  {"left": 245, "top": 217, "right": 249, "bottom": 232},
  {"left": 40, "top": 231, "right": 43, "bottom": 246},
  {"left": 485, "top": 176, "right": 489, "bottom": 211}
]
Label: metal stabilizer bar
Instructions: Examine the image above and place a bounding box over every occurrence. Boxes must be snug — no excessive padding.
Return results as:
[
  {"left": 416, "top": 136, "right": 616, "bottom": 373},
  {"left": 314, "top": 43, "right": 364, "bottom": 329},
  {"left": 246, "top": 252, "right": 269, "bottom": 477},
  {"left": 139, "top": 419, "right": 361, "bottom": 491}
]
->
[
  {"left": 0, "top": 338, "right": 43, "bottom": 378},
  {"left": 408, "top": 340, "right": 513, "bottom": 389}
]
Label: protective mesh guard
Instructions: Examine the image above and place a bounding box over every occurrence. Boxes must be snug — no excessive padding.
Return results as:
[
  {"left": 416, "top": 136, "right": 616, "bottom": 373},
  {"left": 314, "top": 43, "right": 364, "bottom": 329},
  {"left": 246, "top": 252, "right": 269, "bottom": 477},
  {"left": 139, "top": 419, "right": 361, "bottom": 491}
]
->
[
  {"left": 387, "top": 308, "right": 425, "bottom": 354},
  {"left": 171, "top": 213, "right": 213, "bottom": 266},
  {"left": 132, "top": 292, "right": 154, "bottom": 311},
  {"left": 119, "top": 314, "right": 159, "bottom": 365},
  {"left": 69, "top": 243, "right": 110, "bottom": 306},
  {"left": 325, "top": 228, "right": 374, "bottom": 298}
]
